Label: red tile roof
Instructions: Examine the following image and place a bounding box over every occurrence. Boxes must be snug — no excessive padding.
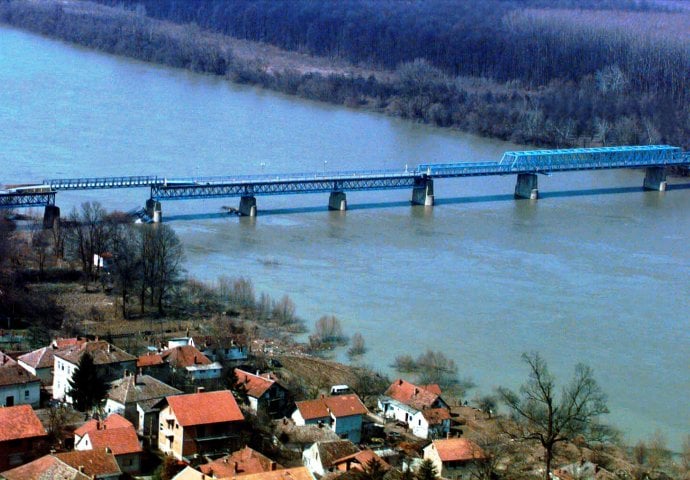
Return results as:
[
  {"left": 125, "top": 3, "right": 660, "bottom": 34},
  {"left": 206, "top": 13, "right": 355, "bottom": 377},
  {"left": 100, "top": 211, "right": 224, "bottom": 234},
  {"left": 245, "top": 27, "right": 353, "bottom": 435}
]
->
[
  {"left": 332, "top": 449, "right": 390, "bottom": 471},
  {"left": 137, "top": 352, "right": 165, "bottom": 367},
  {"left": 53, "top": 337, "right": 87, "bottom": 349},
  {"left": 0, "top": 351, "right": 17, "bottom": 367},
  {"left": 200, "top": 446, "right": 282, "bottom": 477},
  {"left": 74, "top": 413, "right": 134, "bottom": 437},
  {"left": 385, "top": 379, "right": 442, "bottom": 410},
  {"left": 166, "top": 390, "right": 244, "bottom": 427},
  {"left": 235, "top": 369, "right": 276, "bottom": 399},
  {"left": 0, "top": 454, "right": 90, "bottom": 480},
  {"left": 0, "top": 404, "right": 47, "bottom": 442},
  {"left": 431, "top": 438, "right": 488, "bottom": 462},
  {"left": 161, "top": 345, "right": 212, "bottom": 368},
  {"left": 82, "top": 426, "right": 143, "bottom": 456},
  {"left": 18, "top": 346, "right": 55, "bottom": 370},
  {"left": 296, "top": 395, "right": 367, "bottom": 421},
  {"left": 421, "top": 408, "right": 451, "bottom": 425},
  {"left": 238, "top": 466, "right": 314, "bottom": 480},
  {"left": 55, "top": 450, "right": 122, "bottom": 477},
  {"left": 421, "top": 384, "right": 442, "bottom": 396},
  {"left": 0, "top": 364, "right": 41, "bottom": 387}
]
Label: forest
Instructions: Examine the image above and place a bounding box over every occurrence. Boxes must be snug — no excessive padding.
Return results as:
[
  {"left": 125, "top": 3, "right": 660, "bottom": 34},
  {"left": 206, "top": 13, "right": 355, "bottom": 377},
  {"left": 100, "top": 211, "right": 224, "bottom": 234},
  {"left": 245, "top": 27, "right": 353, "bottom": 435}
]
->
[{"left": 1, "top": 0, "right": 688, "bottom": 149}]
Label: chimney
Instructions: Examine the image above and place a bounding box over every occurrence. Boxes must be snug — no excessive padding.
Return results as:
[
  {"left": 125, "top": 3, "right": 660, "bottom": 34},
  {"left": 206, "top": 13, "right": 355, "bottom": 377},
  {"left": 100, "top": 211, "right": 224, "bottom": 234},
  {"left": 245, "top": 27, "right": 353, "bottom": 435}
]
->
[
  {"left": 234, "top": 462, "right": 239, "bottom": 473},
  {"left": 270, "top": 462, "right": 277, "bottom": 471},
  {"left": 398, "top": 379, "right": 403, "bottom": 385},
  {"left": 223, "top": 458, "right": 229, "bottom": 464},
  {"left": 78, "top": 466, "right": 85, "bottom": 473},
  {"left": 197, "top": 386, "right": 205, "bottom": 393},
  {"left": 107, "top": 343, "right": 111, "bottom": 353},
  {"left": 97, "top": 420, "right": 101, "bottom": 430},
  {"left": 124, "top": 369, "right": 129, "bottom": 378},
  {"left": 414, "top": 387, "right": 419, "bottom": 395},
  {"left": 105, "top": 446, "right": 112, "bottom": 453}
]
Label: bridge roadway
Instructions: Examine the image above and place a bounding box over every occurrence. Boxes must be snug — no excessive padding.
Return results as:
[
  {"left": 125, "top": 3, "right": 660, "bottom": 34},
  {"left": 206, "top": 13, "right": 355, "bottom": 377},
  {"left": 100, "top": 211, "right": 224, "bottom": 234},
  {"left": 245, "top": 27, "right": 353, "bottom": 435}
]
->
[{"left": 1, "top": 145, "right": 688, "bottom": 223}]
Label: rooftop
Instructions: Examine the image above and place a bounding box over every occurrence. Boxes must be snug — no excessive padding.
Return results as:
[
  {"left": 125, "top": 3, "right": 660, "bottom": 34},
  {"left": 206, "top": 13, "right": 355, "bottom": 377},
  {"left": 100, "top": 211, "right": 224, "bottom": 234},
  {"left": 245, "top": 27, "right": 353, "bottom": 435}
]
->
[
  {"left": 315, "top": 441, "right": 360, "bottom": 468},
  {"left": 0, "top": 454, "right": 91, "bottom": 480},
  {"left": 428, "top": 438, "right": 487, "bottom": 462},
  {"left": 107, "top": 372, "right": 182, "bottom": 405},
  {"left": 55, "top": 340, "right": 136, "bottom": 366},
  {"left": 384, "top": 379, "right": 443, "bottom": 411},
  {"left": 55, "top": 450, "right": 122, "bottom": 478},
  {"left": 200, "top": 446, "right": 282, "bottom": 477},
  {"left": 166, "top": 390, "right": 244, "bottom": 427},
  {"left": 0, "top": 364, "right": 41, "bottom": 387},
  {"left": 161, "top": 345, "right": 212, "bottom": 368},
  {"left": 235, "top": 369, "right": 280, "bottom": 399},
  {"left": 238, "top": 466, "right": 314, "bottom": 480},
  {"left": 75, "top": 413, "right": 134, "bottom": 438},
  {"left": 421, "top": 408, "right": 451, "bottom": 425},
  {"left": 0, "top": 404, "right": 47, "bottom": 442},
  {"left": 296, "top": 395, "right": 367, "bottom": 421},
  {"left": 81, "top": 426, "right": 143, "bottom": 456}
]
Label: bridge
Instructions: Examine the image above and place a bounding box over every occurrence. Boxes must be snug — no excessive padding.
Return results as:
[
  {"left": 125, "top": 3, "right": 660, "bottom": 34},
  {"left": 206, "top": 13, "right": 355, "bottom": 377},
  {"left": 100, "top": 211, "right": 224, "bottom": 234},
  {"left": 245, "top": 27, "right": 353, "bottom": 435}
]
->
[{"left": 1, "top": 145, "right": 688, "bottom": 225}]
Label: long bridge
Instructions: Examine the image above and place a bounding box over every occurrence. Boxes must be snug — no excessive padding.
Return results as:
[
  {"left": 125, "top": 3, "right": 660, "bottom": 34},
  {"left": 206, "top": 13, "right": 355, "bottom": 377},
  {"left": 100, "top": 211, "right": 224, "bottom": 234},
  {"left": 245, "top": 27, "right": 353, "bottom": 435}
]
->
[{"left": 1, "top": 145, "right": 688, "bottom": 225}]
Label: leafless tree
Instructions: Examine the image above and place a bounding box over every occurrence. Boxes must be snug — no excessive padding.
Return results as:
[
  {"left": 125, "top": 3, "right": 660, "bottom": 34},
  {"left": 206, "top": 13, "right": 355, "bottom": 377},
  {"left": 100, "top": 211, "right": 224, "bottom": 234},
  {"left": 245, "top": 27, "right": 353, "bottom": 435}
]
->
[{"left": 498, "top": 352, "right": 609, "bottom": 480}]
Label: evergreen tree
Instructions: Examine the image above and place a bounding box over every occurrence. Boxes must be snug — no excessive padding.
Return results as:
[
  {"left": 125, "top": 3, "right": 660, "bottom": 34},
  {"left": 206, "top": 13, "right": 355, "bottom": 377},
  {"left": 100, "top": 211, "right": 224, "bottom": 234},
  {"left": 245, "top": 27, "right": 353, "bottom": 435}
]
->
[
  {"left": 67, "top": 352, "right": 108, "bottom": 411},
  {"left": 416, "top": 460, "right": 439, "bottom": 480}
]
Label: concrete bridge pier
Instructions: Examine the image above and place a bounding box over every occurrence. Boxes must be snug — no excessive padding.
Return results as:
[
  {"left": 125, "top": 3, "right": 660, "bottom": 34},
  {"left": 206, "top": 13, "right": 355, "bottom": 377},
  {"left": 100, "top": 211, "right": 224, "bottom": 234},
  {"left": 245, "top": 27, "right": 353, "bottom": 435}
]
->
[
  {"left": 328, "top": 191, "right": 347, "bottom": 211},
  {"left": 411, "top": 178, "right": 434, "bottom": 206},
  {"left": 43, "top": 205, "right": 60, "bottom": 229},
  {"left": 514, "top": 173, "right": 539, "bottom": 200},
  {"left": 643, "top": 167, "right": 667, "bottom": 191},
  {"left": 145, "top": 199, "right": 162, "bottom": 223},
  {"left": 239, "top": 196, "right": 257, "bottom": 216}
]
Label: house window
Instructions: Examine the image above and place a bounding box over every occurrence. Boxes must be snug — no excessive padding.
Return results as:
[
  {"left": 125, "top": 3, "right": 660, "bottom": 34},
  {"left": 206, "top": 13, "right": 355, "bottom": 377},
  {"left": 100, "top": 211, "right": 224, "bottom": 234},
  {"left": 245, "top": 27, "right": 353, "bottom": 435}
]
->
[{"left": 24, "top": 390, "right": 30, "bottom": 398}]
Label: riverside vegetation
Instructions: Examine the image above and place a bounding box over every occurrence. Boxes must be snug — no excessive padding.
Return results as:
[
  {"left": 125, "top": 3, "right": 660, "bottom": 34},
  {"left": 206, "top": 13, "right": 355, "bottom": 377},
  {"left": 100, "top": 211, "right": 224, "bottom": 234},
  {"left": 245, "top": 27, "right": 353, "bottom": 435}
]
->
[{"left": 0, "top": 0, "right": 688, "bottom": 153}]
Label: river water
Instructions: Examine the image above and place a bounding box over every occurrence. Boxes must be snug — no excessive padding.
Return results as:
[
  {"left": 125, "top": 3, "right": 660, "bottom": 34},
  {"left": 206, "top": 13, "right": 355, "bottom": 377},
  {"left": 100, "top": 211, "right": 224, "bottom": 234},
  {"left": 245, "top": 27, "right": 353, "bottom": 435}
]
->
[{"left": 1, "top": 27, "right": 688, "bottom": 449}]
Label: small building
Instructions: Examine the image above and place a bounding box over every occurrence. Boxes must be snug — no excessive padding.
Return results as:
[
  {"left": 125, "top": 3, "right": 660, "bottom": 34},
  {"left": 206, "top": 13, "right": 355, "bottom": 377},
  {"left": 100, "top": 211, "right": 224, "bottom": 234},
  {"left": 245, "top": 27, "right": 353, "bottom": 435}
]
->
[
  {"left": 52, "top": 340, "right": 137, "bottom": 403},
  {"left": 411, "top": 408, "right": 451, "bottom": 440},
  {"left": 173, "top": 466, "right": 313, "bottom": 480},
  {"left": 74, "top": 413, "right": 143, "bottom": 474},
  {"left": 302, "top": 440, "right": 359, "bottom": 477},
  {"left": 331, "top": 449, "right": 390, "bottom": 473},
  {"left": 195, "top": 335, "right": 249, "bottom": 362},
  {"left": 158, "top": 389, "right": 244, "bottom": 460},
  {"left": 1, "top": 450, "right": 122, "bottom": 480},
  {"left": 0, "top": 405, "right": 48, "bottom": 471},
  {"left": 422, "top": 438, "right": 488, "bottom": 480},
  {"left": 105, "top": 371, "right": 182, "bottom": 442},
  {"left": 292, "top": 394, "right": 368, "bottom": 443},
  {"left": 234, "top": 368, "right": 290, "bottom": 417},
  {"left": 0, "top": 364, "right": 41, "bottom": 408},
  {"left": 138, "top": 345, "right": 222, "bottom": 386},
  {"left": 199, "top": 446, "right": 283, "bottom": 478}
]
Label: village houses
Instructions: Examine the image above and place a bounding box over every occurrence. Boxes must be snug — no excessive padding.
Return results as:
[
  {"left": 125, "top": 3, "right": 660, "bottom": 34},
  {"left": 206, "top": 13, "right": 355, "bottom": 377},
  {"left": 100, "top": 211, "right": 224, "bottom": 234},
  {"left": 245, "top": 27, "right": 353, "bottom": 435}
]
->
[
  {"left": 378, "top": 379, "right": 451, "bottom": 439},
  {"left": 137, "top": 345, "right": 222, "bottom": 385},
  {"left": 0, "top": 363, "right": 41, "bottom": 408},
  {"left": 104, "top": 370, "right": 182, "bottom": 443},
  {"left": 17, "top": 338, "right": 87, "bottom": 386},
  {"left": 199, "top": 446, "right": 283, "bottom": 478},
  {"left": 53, "top": 340, "right": 137, "bottom": 404},
  {"left": 292, "top": 394, "right": 368, "bottom": 443},
  {"left": 1, "top": 449, "right": 122, "bottom": 480},
  {"left": 0, "top": 405, "right": 48, "bottom": 471},
  {"left": 423, "top": 437, "right": 488, "bottom": 480},
  {"left": 234, "top": 368, "right": 290, "bottom": 417},
  {"left": 301, "top": 440, "right": 359, "bottom": 477},
  {"left": 158, "top": 389, "right": 245, "bottom": 460},
  {"left": 73, "top": 413, "right": 143, "bottom": 474}
]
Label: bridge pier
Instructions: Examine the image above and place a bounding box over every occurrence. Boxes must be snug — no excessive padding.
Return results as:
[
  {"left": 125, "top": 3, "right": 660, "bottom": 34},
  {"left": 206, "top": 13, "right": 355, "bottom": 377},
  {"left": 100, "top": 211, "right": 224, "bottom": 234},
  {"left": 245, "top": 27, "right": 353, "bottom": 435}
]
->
[
  {"left": 43, "top": 205, "right": 60, "bottom": 229},
  {"left": 643, "top": 167, "right": 667, "bottom": 191},
  {"left": 328, "top": 191, "right": 347, "bottom": 211},
  {"left": 411, "top": 178, "right": 434, "bottom": 206},
  {"left": 145, "top": 199, "right": 162, "bottom": 223},
  {"left": 514, "top": 173, "right": 539, "bottom": 200},
  {"left": 239, "top": 196, "right": 257, "bottom": 217}
]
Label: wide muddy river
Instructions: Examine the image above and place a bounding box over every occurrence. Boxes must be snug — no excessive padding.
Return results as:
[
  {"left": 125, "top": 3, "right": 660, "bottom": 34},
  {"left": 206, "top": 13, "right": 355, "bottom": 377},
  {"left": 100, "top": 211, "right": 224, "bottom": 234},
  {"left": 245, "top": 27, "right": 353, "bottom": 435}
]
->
[{"left": 1, "top": 27, "right": 688, "bottom": 449}]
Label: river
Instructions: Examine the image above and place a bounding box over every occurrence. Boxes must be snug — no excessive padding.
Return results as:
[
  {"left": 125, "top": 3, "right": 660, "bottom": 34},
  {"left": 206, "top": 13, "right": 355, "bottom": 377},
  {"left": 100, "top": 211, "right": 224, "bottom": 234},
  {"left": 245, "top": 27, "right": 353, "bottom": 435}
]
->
[{"left": 1, "top": 26, "right": 688, "bottom": 449}]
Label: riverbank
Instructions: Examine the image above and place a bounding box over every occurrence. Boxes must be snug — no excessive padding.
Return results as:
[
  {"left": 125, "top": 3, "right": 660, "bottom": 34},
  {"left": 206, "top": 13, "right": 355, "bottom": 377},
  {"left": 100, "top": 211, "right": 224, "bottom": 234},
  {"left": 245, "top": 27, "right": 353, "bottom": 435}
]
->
[{"left": 2, "top": 0, "right": 688, "bottom": 151}]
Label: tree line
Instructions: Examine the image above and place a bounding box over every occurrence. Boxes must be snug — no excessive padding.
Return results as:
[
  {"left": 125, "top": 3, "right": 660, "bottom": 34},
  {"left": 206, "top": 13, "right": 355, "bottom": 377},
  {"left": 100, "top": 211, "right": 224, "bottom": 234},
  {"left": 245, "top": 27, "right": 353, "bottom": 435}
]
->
[{"left": 1, "top": 0, "right": 688, "bottom": 150}]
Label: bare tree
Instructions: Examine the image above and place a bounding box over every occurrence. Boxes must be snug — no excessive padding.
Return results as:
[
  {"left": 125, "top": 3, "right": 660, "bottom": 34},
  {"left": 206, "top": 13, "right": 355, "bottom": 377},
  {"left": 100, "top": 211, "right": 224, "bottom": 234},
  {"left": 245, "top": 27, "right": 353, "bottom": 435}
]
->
[
  {"left": 150, "top": 224, "right": 184, "bottom": 315},
  {"left": 110, "top": 223, "right": 142, "bottom": 319},
  {"left": 30, "top": 217, "right": 51, "bottom": 278},
  {"left": 498, "top": 352, "right": 609, "bottom": 480}
]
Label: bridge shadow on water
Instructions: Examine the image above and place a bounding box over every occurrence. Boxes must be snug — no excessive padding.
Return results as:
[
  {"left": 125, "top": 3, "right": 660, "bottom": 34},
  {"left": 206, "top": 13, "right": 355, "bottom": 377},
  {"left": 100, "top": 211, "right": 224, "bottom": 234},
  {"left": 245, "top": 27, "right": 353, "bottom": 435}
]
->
[{"left": 163, "top": 183, "right": 690, "bottom": 221}]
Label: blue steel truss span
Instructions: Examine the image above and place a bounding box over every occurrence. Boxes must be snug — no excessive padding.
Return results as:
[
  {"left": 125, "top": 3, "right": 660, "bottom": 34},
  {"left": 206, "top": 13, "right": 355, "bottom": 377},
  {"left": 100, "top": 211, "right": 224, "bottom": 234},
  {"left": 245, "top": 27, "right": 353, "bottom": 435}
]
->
[
  {"left": 151, "top": 172, "right": 417, "bottom": 201},
  {"left": 0, "top": 191, "right": 56, "bottom": 208},
  {"left": 43, "top": 175, "right": 161, "bottom": 190}
]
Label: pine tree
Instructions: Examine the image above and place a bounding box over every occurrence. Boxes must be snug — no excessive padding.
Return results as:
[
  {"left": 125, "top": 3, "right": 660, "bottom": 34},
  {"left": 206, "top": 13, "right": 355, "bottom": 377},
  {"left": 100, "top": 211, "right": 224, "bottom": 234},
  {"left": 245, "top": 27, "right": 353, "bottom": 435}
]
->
[
  {"left": 416, "top": 459, "right": 439, "bottom": 480},
  {"left": 67, "top": 352, "right": 108, "bottom": 411}
]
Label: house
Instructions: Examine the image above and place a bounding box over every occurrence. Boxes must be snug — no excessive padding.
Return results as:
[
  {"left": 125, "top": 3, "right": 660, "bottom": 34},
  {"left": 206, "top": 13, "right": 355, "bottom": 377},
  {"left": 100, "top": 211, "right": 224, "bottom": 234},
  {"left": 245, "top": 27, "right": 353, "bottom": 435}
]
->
[
  {"left": 234, "top": 368, "right": 290, "bottom": 417},
  {"left": 410, "top": 407, "right": 451, "bottom": 440},
  {"left": 292, "top": 394, "right": 368, "bottom": 443},
  {"left": 0, "top": 352, "right": 17, "bottom": 367},
  {"left": 74, "top": 413, "right": 143, "bottom": 474},
  {"left": 17, "top": 338, "right": 87, "bottom": 385},
  {"left": 53, "top": 340, "right": 137, "bottom": 403},
  {"left": 302, "top": 440, "right": 359, "bottom": 477},
  {"left": 0, "top": 364, "right": 41, "bottom": 407},
  {"left": 199, "top": 446, "right": 283, "bottom": 478},
  {"left": 105, "top": 371, "right": 182, "bottom": 442},
  {"left": 196, "top": 335, "right": 249, "bottom": 362},
  {"left": 0, "top": 405, "right": 48, "bottom": 470},
  {"left": 331, "top": 449, "right": 390, "bottom": 473},
  {"left": 158, "top": 389, "right": 244, "bottom": 460},
  {"left": 1, "top": 450, "right": 122, "bottom": 480},
  {"left": 137, "top": 346, "right": 222, "bottom": 385},
  {"left": 422, "top": 438, "right": 488, "bottom": 480}
]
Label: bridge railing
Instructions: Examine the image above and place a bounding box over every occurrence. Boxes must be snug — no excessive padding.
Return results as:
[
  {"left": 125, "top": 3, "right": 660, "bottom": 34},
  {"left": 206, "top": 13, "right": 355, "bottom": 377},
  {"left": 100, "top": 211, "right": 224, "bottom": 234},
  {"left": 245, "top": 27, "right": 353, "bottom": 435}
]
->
[
  {"left": 167, "top": 168, "right": 416, "bottom": 185},
  {"left": 44, "top": 175, "right": 160, "bottom": 190}
]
